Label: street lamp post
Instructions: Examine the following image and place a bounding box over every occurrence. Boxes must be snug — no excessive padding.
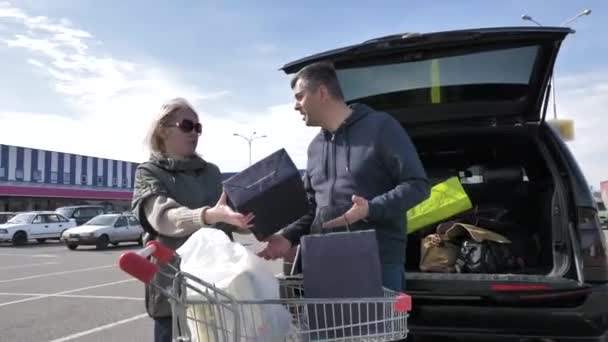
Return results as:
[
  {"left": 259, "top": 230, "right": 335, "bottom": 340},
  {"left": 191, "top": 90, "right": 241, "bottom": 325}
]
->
[
  {"left": 521, "top": 9, "right": 592, "bottom": 29},
  {"left": 520, "top": 14, "right": 543, "bottom": 27},
  {"left": 233, "top": 132, "right": 267, "bottom": 166},
  {"left": 561, "top": 9, "right": 592, "bottom": 27},
  {"left": 520, "top": 9, "right": 592, "bottom": 142}
]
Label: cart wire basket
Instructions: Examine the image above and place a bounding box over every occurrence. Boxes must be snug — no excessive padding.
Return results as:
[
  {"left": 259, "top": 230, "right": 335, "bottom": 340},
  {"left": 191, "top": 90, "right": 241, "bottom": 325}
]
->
[{"left": 119, "top": 241, "right": 412, "bottom": 342}]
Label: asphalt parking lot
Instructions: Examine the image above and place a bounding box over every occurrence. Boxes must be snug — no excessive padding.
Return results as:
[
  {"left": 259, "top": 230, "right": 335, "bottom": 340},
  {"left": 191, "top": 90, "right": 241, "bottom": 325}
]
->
[{"left": 0, "top": 234, "right": 280, "bottom": 342}]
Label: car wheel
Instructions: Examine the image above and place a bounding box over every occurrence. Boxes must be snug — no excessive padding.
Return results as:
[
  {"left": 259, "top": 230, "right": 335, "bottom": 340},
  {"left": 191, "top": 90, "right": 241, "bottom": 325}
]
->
[
  {"left": 96, "top": 235, "right": 109, "bottom": 250},
  {"left": 36, "top": 238, "right": 46, "bottom": 244},
  {"left": 12, "top": 231, "right": 27, "bottom": 246},
  {"left": 67, "top": 244, "right": 78, "bottom": 250}
]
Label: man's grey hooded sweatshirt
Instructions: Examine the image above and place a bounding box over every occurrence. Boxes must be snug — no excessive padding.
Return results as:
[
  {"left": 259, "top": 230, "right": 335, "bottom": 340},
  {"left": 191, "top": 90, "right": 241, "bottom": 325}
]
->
[{"left": 282, "top": 103, "right": 430, "bottom": 265}]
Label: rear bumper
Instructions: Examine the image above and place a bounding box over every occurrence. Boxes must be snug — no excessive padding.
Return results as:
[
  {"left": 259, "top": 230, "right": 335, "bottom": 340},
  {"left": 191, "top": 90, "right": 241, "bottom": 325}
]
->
[
  {"left": 408, "top": 284, "right": 608, "bottom": 341},
  {"left": 408, "top": 328, "right": 608, "bottom": 341},
  {"left": 61, "top": 237, "right": 98, "bottom": 245}
]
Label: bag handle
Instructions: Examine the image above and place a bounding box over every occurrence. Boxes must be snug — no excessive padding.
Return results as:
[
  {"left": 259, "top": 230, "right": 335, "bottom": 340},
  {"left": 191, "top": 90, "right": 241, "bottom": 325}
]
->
[{"left": 343, "top": 214, "right": 351, "bottom": 232}]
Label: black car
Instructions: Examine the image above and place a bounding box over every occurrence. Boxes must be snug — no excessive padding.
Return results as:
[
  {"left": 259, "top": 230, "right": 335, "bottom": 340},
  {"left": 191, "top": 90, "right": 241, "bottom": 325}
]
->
[
  {"left": 282, "top": 27, "right": 608, "bottom": 341},
  {"left": 55, "top": 205, "right": 107, "bottom": 226}
]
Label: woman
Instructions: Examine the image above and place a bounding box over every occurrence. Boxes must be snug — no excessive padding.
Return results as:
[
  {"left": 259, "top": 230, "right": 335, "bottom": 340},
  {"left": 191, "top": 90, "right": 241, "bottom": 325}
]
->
[{"left": 131, "top": 97, "right": 253, "bottom": 342}]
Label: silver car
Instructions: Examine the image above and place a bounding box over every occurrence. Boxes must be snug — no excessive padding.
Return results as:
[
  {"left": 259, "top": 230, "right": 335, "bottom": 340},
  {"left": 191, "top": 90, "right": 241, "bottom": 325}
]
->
[{"left": 61, "top": 213, "right": 144, "bottom": 250}]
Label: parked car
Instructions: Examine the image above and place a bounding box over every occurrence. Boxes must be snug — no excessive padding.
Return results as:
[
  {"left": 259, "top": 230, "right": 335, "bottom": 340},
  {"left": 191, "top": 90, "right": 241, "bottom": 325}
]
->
[
  {"left": 0, "top": 211, "right": 77, "bottom": 245},
  {"left": 55, "top": 205, "right": 107, "bottom": 226},
  {"left": 60, "top": 213, "right": 144, "bottom": 250},
  {"left": 595, "top": 197, "right": 607, "bottom": 229},
  {"left": 281, "top": 27, "right": 608, "bottom": 341},
  {"left": 0, "top": 212, "right": 15, "bottom": 224},
  {"left": 596, "top": 198, "right": 608, "bottom": 244}
]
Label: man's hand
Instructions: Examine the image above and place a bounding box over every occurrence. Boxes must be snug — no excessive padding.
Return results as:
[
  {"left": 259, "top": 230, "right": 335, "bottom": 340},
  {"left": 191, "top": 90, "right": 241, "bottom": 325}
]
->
[
  {"left": 257, "top": 234, "right": 292, "bottom": 260},
  {"left": 322, "top": 194, "right": 369, "bottom": 229},
  {"left": 205, "top": 192, "right": 255, "bottom": 231}
]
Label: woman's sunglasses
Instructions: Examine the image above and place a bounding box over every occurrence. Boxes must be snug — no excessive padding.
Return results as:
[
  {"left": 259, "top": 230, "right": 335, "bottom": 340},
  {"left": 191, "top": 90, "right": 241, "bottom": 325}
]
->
[{"left": 163, "top": 119, "right": 202, "bottom": 135}]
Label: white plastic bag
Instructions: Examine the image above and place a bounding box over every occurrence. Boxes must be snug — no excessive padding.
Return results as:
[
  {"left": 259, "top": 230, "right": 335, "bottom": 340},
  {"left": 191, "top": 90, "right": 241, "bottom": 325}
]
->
[{"left": 176, "top": 228, "right": 292, "bottom": 342}]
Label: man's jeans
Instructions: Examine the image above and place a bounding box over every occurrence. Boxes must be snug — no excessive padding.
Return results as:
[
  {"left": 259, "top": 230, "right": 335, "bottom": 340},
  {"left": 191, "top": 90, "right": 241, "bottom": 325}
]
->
[
  {"left": 382, "top": 263, "right": 405, "bottom": 292},
  {"left": 154, "top": 317, "right": 172, "bottom": 342}
]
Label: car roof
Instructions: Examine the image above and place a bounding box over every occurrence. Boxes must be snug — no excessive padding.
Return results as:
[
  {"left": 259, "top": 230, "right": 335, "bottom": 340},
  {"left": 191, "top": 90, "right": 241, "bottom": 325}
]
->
[
  {"left": 56, "top": 205, "right": 105, "bottom": 209},
  {"left": 96, "top": 213, "right": 133, "bottom": 218},
  {"left": 17, "top": 211, "right": 55, "bottom": 214}
]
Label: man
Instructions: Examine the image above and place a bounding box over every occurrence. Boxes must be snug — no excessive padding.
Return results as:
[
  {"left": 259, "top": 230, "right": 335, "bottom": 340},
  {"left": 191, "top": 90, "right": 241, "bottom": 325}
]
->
[{"left": 258, "top": 62, "right": 429, "bottom": 290}]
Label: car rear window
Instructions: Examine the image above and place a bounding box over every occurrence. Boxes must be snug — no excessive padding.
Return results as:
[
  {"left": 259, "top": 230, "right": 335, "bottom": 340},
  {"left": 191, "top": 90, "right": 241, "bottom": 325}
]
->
[
  {"left": 85, "top": 215, "right": 117, "bottom": 226},
  {"left": 8, "top": 213, "right": 35, "bottom": 224},
  {"left": 56, "top": 208, "right": 75, "bottom": 218},
  {"left": 336, "top": 45, "right": 539, "bottom": 106}
]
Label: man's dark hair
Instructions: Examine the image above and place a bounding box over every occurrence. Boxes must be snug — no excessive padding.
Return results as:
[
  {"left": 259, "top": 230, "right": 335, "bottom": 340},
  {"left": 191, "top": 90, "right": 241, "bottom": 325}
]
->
[{"left": 290, "top": 61, "right": 344, "bottom": 100}]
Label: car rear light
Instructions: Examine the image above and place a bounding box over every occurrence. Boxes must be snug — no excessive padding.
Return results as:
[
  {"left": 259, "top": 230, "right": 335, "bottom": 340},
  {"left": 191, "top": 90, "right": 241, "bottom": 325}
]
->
[
  {"left": 491, "top": 284, "right": 552, "bottom": 292},
  {"left": 578, "top": 207, "right": 608, "bottom": 282}
]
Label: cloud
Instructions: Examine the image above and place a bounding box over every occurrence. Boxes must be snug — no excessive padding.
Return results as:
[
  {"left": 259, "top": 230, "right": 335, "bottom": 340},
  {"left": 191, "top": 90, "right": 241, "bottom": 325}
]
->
[
  {"left": 200, "top": 104, "right": 318, "bottom": 172},
  {"left": 557, "top": 71, "right": 608, "bottom": 188},
  {"left": 26, "top": 57, "right": 43, "bottom": 68},
  {"left": 1, "top": 1, "right": 605, "bottom": 184},
  {"left": 0, "top": 1, "right": 317, "bottom": 170}
]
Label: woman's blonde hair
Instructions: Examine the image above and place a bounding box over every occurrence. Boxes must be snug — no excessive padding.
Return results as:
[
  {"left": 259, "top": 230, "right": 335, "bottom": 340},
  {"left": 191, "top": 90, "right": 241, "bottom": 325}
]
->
[{"left": 146, "top": 97, "right": 198, "bottom": 155}]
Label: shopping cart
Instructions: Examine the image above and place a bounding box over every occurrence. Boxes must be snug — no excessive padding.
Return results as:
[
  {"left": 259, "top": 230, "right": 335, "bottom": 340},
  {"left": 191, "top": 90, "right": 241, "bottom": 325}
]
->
[{"left": 118, "top": 241, "right": 411, "bottom": 342}]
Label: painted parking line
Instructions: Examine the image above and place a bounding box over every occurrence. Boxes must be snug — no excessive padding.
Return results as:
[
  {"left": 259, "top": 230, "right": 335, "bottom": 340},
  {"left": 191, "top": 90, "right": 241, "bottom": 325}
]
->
[
  {"left": 0, "top": 278, "right": 135, "bottom": 308},
  {"left": 0, "top": 262, "right": 59, "bottom": 270},
  {"left": 0, "top": 265, "right": 114, "bottom": 284},
  {"left": 0, "top": 292, "right": 141, "bottom": 301},
  {"left": 0, "top": 253, "right": 57, "bottom": 258},
  {"left": 48, "top": 313, "right": 148, "bottom": 342}
]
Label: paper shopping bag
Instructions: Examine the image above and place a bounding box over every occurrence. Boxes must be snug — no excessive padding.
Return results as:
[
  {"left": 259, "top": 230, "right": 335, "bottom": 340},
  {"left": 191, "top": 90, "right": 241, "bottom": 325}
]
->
[{"left": 301, "top": 229, "right": 384, "bottom": 340}]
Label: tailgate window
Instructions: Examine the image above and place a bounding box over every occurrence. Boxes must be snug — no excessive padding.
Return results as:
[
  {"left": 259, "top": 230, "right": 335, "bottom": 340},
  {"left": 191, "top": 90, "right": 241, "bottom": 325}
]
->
[{"left": 337, "top": 45, "right": 539, "bottom": 106}]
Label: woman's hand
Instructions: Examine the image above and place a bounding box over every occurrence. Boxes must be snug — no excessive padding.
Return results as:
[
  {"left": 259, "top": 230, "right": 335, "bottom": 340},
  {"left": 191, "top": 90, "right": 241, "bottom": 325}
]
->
[{"left": 204, "top": 192, "right": 255, "bottom": 231}]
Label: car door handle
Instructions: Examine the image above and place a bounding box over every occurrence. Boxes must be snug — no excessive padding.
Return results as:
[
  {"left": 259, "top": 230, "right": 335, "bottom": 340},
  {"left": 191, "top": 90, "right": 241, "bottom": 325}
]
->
[
  {"left": 44, "top": 225, "right": 48, "bottom": 228},
  {"left": 59, "top": 225, "right": 62, "bottom": 227}
]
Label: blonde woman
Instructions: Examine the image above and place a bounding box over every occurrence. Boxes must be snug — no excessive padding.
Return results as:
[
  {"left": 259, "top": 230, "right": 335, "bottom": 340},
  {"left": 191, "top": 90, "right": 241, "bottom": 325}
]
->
[{"left": 131, "top": 97, "right": 254, "bottom": 342}]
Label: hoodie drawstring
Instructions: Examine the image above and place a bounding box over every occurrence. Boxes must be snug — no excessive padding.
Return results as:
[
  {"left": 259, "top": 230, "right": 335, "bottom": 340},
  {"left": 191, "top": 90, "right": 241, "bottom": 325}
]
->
[
  {"left": 344, "top": 127, "right": 351, "bottom": 174},
  {"left": 322, "top": 137, "right": 329, "bottom": 179},
  {"left": 324, "top": 126, "right": 351, "bottom": 178}
]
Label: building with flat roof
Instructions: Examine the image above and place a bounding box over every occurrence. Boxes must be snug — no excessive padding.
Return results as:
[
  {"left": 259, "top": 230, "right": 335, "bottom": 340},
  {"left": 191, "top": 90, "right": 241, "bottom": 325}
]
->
[
  {"left": 0, "top": 144, "right": 302, "bottom": 213},
  {"left": 0, "top": 144, "right": 138, "bottom": 212}
]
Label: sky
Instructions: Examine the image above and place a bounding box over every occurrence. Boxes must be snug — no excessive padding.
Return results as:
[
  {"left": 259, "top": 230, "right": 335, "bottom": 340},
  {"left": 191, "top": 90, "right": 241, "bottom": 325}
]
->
[{"left": 0, "top": 1, "right": 606, "bottom": 187}]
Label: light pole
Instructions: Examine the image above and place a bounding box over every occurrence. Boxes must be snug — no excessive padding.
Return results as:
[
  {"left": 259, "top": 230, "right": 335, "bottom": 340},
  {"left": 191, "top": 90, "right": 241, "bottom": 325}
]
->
[
  {"left": 520, "top": 9, "right": 591, "bottom": 142},
  {"left": 521, "top": 9, "right": 592, "bottom": 29},
  {"left": 561, "top": 9, "right": 592, "bottom": 27},
  {"left": 521, "top": 14, "right": 543, "bottom": 27},
  {"left": 233, "top": 132, "right": 267, "bottom": 166}
]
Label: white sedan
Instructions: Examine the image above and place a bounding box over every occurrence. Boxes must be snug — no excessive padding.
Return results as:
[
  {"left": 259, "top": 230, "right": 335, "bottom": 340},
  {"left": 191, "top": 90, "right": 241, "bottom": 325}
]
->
[
  {"left": 0, "top": 211, "right": 77, "bottom": 246},
  {"left": 61, "top": 213, "right": 144, "bottom": 250}
]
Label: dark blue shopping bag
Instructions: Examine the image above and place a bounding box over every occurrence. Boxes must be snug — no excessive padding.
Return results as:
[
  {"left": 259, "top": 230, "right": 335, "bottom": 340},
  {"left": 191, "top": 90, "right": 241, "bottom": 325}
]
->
[{"left": 301, "top": 229, "right": 385, "bottom": 340}]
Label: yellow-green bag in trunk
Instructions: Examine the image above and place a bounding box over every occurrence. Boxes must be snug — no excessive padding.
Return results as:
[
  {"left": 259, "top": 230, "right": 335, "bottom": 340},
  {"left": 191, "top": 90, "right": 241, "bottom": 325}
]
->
[{"left": 407, "top": 177, "right": 473, "bottom": 234}]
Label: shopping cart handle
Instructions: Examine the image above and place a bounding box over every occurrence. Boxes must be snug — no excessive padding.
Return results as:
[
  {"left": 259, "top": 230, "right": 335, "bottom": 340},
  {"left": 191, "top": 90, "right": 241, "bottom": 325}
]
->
[
  {"left": 393, "top": 293, "right": 412, "bottom": 313},
  {"left": 118, "top": 252, "right": 159, "bottom": 284},
  {"left": 145, "top": 241, "right": 175, "bottom": 264}
]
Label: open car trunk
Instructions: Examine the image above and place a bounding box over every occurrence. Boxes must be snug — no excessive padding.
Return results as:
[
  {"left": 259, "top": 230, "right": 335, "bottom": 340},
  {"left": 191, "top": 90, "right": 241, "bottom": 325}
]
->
[
  {"left": 403, "top": 125, "right": 588, "bottom": 306},
  {"left": 282, "top": 27, "right": 590, "bottom": 306}
]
